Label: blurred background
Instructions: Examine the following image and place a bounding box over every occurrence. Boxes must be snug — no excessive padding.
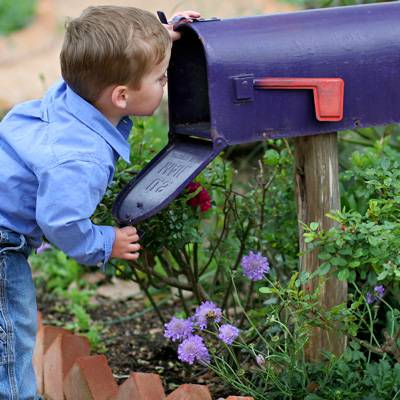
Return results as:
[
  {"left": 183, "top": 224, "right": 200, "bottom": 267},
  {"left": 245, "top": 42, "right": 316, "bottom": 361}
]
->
[{"left": 0, "top": 0, "right": 297, "bottom": 111}]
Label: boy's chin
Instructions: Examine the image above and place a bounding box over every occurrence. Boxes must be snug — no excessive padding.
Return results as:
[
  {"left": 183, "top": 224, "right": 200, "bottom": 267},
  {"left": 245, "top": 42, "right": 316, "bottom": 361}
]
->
[{"left": 133, "top": 111, "right": 155, "bottom": 117}]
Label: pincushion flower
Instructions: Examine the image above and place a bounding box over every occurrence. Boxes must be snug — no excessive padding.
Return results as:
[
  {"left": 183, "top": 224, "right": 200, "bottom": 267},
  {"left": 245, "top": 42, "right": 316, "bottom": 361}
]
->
[
  {"left": 218, "top": 324, "right": 240, "bottom": 345},
  {"left": 194, "top": 301, "right": 222, "bottom": 330},
  {"left": 178, "top": 335, "right": 210, "bottom": 364},
  {"left": 36, "top": 242, "right": 52, "bottom": 254},
  {"left": 164, "top": 317, "right": 194, "bottom": 342},
  {"left": 241, "top": 251, "right": 270, "bottom": 281},
  {"left": 256, "top": 354, "right": 266, "bottom": 367},
  {"left": 186, "top": 181, "right": 212, "bottom": 212},
  {"left": 366, "top": 285, "right": 385, "bottom": 304}
]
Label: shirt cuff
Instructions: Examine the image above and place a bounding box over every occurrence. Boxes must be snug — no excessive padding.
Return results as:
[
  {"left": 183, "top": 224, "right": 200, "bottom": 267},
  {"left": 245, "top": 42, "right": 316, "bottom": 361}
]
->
[{"left": 97, "top": 226, "right": 116, "bottom": 271}]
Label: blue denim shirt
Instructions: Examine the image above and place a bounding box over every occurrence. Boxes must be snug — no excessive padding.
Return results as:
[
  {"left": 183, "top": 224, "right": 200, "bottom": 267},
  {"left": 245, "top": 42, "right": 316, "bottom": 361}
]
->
[{"left": 0, "top": 80, "right": 132, "bottom": 266}]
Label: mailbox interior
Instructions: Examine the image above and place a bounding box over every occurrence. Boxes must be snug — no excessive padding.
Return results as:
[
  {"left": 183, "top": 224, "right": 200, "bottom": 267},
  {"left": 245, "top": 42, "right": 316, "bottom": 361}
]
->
[{"left": 168, "top": 28, "right": 211, "bottom": 139}]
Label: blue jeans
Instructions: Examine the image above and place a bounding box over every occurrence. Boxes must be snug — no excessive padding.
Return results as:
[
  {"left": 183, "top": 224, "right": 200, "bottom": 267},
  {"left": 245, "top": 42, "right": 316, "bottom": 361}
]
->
[{"left": 0, "top": 229, "right": 40, "bottom": 399}]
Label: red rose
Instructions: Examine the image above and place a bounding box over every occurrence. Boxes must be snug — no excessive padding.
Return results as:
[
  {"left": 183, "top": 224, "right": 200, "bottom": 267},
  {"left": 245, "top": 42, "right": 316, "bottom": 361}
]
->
[
  {"left": 186, "top": 181, "right": 212, "bottom": 212},
  {"left": 187, "top": 182, "right": 201, "bottom": 193},
  {"left": 200, "top": 201, "right": 212, "bottom": 212}
]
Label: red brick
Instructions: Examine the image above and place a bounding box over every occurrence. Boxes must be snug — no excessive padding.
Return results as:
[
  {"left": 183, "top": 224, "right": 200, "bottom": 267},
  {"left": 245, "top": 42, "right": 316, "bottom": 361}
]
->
[
  {"left": 114, "top": 372, "right": 165, "bottom": 400},
  {"left": 166, "top": 384, "right": 211, "bottom": 400},
  {"left": 64, "top": 355, "right": 118, "bottom": 400},
  {"left": 226, "top": 397, "right": 254, "bottom": 400},
  {"left": 43, "top": 325, "right": 72, "bottom": 353},
  {"left": 33, "top": 312, "right": 44, "bottom": 394},
  {"left": 37, "top": 324, "right": 72, "bottom": 395},
  {"left": 43, "top": 333, "right": 90, "bottom": 400}
]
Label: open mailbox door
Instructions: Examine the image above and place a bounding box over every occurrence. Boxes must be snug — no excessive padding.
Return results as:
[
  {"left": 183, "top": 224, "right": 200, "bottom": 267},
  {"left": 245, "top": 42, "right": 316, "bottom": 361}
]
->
[{"left": 112, "top": 136, "right": 221, "bottom": 225}]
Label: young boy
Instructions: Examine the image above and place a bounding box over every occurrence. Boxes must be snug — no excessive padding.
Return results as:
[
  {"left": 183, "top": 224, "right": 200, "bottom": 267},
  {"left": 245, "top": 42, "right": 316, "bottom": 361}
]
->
[{"left": 0, "top": 6, "right": 200, "bottom": 398}]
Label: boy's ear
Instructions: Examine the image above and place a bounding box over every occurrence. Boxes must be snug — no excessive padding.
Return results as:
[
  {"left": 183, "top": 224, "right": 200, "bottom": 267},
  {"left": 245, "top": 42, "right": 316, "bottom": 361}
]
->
[{"left": 111, "top": 85, "right": 129, "bottom": 110}]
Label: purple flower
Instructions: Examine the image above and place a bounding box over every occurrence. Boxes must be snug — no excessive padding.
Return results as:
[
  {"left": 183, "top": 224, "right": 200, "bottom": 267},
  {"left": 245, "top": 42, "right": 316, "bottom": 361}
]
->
[
  {"left": 366, "top": 292, "right": 375, "bottom": 305},
  {"left": 241, "top": 251, "right": 270, "bottom": 281},
  {"left": 218, "top": 324, "right": 240, "bottom": 345},
  {"left": 374, "top": 285, "right": 385, "bottom": 298},
  {"left": 36, "top": 242, "right": 52, "bottom": 254},
  {"left": 194, "top": 301, "right": 222, "bottom": 330},
  {"left": 256, "top": 354, "right": 266, "bottom": 367},
  {"left": 178, "top": 335, "right": 210, "bottom": 365},
  {"left": 164, "top": 317, "right": 194, "bottom": 342},
  {"left": 366, "top": 285, "right": 386, "bottom": 304}
]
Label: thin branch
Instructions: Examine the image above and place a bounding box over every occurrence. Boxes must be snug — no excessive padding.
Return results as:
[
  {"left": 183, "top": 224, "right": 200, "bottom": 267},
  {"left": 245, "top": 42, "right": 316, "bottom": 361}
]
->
[
  {"left": 129, "top": 263, "right": 165, "bottom": 324},
  {"left": 222, "top": 221, "right": 253, "bottom": 311},
  {"left": 200, "top": 188, "right": 233, "bottom": 276}
]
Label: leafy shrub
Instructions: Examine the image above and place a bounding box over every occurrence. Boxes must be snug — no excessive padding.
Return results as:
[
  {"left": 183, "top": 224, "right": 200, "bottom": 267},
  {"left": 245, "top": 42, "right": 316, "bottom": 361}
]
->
[
  {"left": 305, "top": 145, "right": 400, "bottom": 288},
  {"left": 93, "top": 116, "right": 299, "bottom": 316},
  {"left": 30, "top": 247, "right": 104, "bottom": 350},
  {"left": 30, "top": 247, "right": 83, "bottom": 292},
  {"left": 0, "top": 0, "right": 37, "bottom": 36}
]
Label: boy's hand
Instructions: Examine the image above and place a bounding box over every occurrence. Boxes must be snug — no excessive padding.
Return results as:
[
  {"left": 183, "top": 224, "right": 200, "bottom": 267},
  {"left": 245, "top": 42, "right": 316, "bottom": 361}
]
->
[
  {"left": 164, "top": 10, "right": 201, "bottom": 41},
  {"left": 111, "top": 226, "right": 140, "bottom": 261}
]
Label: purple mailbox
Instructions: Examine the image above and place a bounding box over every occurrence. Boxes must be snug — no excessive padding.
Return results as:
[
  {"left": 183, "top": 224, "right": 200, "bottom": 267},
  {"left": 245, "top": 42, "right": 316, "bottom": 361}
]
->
[{"left": 113, "top": 2, "right": 400, "bottom": 225}]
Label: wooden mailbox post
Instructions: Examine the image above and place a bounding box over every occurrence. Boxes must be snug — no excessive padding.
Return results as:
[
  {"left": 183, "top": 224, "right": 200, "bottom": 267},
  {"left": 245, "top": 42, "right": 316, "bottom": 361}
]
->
[{"left": 295, "top": 133, "right": 347, "bottom": 360}]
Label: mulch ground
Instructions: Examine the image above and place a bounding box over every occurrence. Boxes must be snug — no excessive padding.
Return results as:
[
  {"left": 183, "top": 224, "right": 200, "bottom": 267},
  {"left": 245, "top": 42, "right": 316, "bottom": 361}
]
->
[{"left": 37, "top": 287, "right": 236, "bottom": 398}]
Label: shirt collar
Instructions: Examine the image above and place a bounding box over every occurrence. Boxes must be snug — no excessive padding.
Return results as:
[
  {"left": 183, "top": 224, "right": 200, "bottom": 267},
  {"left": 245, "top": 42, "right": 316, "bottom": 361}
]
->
[{"left": 61, "top": 82, "right": 132, "bottom": 163}]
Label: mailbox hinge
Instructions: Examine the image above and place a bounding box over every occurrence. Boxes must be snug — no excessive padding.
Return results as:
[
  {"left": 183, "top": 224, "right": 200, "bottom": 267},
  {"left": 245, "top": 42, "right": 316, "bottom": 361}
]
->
[{"left": 232, "top": 75, "right": 255, "bottom": 102}]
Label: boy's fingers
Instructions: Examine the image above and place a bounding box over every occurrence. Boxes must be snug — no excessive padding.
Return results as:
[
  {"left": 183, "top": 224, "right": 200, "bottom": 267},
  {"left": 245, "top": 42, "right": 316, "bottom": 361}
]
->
[
  {"left": 182, "top": 10, "right": 201, "bottom": 18},
  {"left": 121, "top": 226, "right": 137, "bottom": 235},
  {"left": 129, "top": 234, "right": 140, "bottom": 242},
  {"left": 124, "top": 252, "right": 140, "bottom": 261},
  {"left": 128, "top": 243, "right": 141, "bottom": 252},
  {"left": 171, "top": 10, "right": 201, "bottom": 19}
]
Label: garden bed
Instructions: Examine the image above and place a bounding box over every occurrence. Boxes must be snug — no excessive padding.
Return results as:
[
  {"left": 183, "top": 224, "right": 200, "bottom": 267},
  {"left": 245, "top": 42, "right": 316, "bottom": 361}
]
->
[{"left": 37, "top": 285, "right": 235, "bottom": 398}]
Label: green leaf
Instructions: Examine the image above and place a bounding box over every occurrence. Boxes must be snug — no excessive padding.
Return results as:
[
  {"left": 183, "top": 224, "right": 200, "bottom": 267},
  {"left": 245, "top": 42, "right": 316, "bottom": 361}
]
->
[
  {"left": 337, "top": 269, "right": 350, "bottom": 281},
  {"left": 348, "top": 270, "right": 357, "bottom": 282},
  {"left": 349, "top": 261, "right": 361, "bottom": 268},
  {"left": 318, "top": 263, "right": 331, "bottom": 276},
  {"left": 318, "top": 252, "right": 331, "bottom": 261},
  {"left": 263, "top": 149, "right": 280, "bottom": 166},
  {"left": 331, "top": 257, "right": 347, "bottom": 267},
  {"left": 310, "top": 222, "right": 319, "bottom": 231},
  {"left": 259, "top": 287, "right": 273, "bottom": 294}
]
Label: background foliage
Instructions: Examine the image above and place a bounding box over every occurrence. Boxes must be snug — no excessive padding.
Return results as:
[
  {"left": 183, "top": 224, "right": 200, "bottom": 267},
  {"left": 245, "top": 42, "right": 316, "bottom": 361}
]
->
[{"left": 0, "top": 0, "right": 37, "bottom": 36}]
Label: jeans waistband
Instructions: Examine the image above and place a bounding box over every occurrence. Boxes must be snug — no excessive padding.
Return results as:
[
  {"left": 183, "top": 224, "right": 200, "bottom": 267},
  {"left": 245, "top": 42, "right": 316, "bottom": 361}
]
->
[{"left": 0, "top": 228, "right": 32, "bottom": 258}]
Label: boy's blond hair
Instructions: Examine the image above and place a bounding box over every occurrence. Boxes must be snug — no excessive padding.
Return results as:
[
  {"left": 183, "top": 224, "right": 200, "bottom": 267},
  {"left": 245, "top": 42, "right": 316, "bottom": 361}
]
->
[{"left": 60, "top": 6, "right": 171, "bottom": 102}]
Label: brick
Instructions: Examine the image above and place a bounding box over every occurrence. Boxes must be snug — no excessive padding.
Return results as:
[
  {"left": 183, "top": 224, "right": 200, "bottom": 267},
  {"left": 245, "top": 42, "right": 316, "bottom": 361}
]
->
[
  {"left": 114, "top": 372, "right": 165, "bottom": 400},
  {"left": 64, "top": 355, "right": 118, "bottom": 400},
  {"left": 166, "top": 384, "right": 212, "bottom": 400},
  {"left": 226, "top": 397, "right": 254, "bottom": 400},
  {"left": 38, "top": 324, "right": 72, "bottom": 396},
  {"left": 43, "top": 333, "right": 90, "bottom": 400},
  {"left": 43, "top": 325, "right": 73, "bottom": 353},
  {"left": 33, "top": 312, "right": 44, "bottom": 394}
]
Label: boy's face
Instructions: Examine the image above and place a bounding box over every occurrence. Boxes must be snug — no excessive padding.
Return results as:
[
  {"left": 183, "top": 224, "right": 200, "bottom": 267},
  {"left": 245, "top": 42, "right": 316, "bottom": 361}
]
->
[{"left": 126, "top": 52, "right": 171, "bottom": 116}]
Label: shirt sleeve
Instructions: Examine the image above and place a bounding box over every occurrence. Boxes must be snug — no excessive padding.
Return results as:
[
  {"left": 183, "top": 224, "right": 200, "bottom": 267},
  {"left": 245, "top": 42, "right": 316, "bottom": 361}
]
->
[{"left": 35, "top": 159, "right": 115, "bottom": 266}]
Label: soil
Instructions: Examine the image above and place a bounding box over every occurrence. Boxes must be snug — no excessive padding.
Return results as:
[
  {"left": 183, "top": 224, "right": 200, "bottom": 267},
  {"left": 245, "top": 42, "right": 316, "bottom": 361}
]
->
[{"left": 37, "top": 286, "right": 237, "bottom": 398}]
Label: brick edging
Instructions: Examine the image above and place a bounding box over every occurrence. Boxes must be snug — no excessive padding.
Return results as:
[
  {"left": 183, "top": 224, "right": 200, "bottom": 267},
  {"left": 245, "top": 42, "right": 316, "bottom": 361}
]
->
[{"left": 34, "top": 312, "right": 254, "bottom": 399}]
